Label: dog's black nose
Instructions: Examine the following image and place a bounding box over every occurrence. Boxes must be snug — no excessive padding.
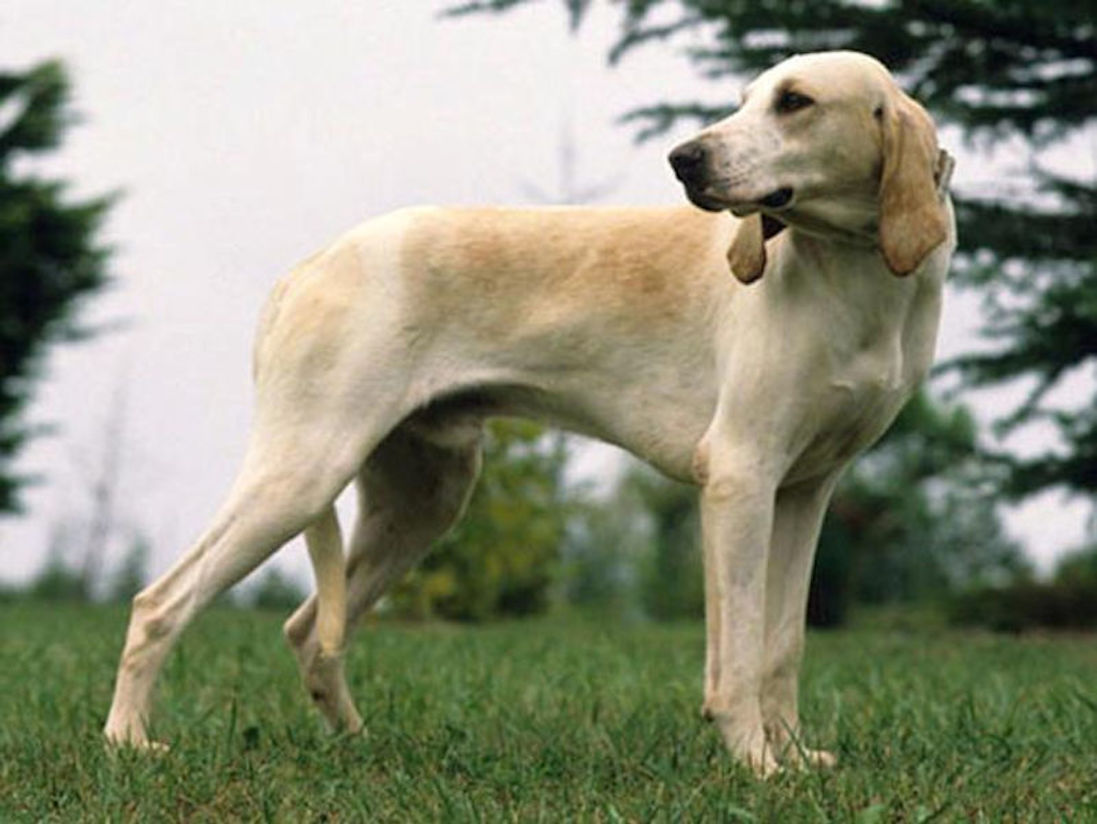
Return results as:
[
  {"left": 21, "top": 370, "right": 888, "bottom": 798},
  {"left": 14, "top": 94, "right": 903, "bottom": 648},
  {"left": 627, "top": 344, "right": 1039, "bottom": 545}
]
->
[{"left": 668, "top": 141, "right": 708, "bottom": 185}]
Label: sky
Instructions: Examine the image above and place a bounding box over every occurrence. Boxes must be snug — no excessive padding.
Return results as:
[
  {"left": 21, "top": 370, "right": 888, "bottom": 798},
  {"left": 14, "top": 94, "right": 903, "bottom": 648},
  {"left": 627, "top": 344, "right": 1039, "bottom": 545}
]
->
[{"left": 0, "top": 0, "right": 1090, "bottom": 592}]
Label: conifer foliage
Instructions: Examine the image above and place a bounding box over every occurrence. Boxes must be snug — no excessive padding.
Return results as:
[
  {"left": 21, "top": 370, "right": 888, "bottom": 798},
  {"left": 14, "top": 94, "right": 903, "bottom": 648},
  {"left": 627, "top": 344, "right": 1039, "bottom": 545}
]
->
[{"left": 0, "top": 60, "right": 114, "bottom": 513}]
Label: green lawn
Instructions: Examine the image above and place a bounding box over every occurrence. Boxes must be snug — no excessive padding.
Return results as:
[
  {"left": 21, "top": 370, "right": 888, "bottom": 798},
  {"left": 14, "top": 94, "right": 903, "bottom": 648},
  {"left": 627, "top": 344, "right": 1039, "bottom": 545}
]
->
[{"left": 1, "top": 601, "right": 1094, "bottom": 821}]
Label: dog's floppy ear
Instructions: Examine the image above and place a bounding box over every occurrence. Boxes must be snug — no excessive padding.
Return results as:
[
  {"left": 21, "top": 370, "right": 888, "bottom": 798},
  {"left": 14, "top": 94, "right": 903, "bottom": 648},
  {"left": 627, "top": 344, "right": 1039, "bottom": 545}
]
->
[
  {"left": 727, "top": 214, "right": 785, "bottom": 284},
  {"left": 878, "top": 93, "right": 950, "bottom": 276}
]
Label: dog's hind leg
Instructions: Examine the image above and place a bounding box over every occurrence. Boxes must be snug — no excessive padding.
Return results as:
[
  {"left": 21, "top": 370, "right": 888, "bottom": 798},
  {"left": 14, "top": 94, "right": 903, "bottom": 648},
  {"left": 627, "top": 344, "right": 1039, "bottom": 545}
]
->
[
  {"left": 284, "top": 419, "right": 483, "bottom": 724},
  {"left": 293, "top": 504, "right": 363, "bottom": 734},
  {"left": 103, "top": 423, "right": 378, "bottom": 750}
]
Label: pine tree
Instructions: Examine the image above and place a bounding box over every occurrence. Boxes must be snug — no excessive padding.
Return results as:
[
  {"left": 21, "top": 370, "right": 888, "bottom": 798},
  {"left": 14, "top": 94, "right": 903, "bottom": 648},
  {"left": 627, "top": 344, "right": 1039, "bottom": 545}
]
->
[{"left": 0, "top": 60, "right": 114, "bottom": 513}]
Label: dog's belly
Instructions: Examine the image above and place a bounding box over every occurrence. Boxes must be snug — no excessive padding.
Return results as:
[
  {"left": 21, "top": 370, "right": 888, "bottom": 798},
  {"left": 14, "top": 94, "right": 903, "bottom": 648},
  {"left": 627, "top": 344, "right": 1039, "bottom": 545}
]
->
[{"left": 407, "top": 360, "right": 718, "bottom": 484}]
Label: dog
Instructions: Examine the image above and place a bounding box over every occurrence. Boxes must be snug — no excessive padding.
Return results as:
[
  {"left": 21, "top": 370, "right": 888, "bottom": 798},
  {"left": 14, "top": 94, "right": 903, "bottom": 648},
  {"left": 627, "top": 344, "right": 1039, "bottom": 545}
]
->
[{"left": 104, "top": 50, "right": 955, "bottom": 776}]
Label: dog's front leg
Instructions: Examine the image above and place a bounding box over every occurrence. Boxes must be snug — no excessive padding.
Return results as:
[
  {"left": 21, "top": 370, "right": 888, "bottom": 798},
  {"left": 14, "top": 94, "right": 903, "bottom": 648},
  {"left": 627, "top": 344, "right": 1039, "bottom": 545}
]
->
[
  {"left": 762, "top": 475, "right": 839, "bottom": 769},
  {"left": 697, "top": 438, "right": 779, "bottom": 778}
]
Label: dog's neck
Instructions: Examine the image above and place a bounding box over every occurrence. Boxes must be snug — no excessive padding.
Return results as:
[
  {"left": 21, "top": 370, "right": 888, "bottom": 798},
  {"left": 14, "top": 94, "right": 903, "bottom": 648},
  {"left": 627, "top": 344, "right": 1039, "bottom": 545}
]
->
[
  {"left": 764, "top": 147, "right": 956, "bottom": 256},
  {"left": 771, "top": 205, "right": 879, "bottom": 249}
]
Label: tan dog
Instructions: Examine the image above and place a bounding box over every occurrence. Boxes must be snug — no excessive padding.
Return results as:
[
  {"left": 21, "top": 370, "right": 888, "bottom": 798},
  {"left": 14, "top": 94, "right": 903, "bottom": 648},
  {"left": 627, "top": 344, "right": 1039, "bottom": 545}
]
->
[{"left": 105, "top": 50, "right": 955, "bottom": 776}]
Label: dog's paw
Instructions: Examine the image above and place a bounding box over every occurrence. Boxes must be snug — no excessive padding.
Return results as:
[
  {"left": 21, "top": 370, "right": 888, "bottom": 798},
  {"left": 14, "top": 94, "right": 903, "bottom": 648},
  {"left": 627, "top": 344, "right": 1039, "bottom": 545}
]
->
[
  {"left": 801, "top": 747, "right": 837, "bottom": 769},
  {"left": 714, "top": 717, "right": 780, "bottom": 779},
  {"left": 769, "top": 734, "right": 838, "bottom": 770},
  {"left": 749, "top": 750, "right": 782, "bottom": 779},
  {"left": 105, "top": 732, "right": 170, "bottom": 755},
  {"left": 763, "top": 718, "right": 837, "bottom": 771},
  {"left": 103, "top": 716, "right": 171, "bottom": 754}
]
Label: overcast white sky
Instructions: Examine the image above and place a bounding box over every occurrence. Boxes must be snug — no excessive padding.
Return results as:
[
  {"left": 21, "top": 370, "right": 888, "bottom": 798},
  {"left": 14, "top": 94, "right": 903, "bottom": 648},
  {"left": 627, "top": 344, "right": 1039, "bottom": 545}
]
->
[{"left": 0, "top": 0, "right": 1089, "bottom": 591}]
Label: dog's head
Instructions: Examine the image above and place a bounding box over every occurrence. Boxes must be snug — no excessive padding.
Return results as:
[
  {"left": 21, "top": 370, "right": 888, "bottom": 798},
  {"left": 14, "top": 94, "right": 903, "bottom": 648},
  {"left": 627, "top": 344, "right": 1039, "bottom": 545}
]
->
[{"left": 668, "top": 51, "right": 952, "bottom": 283}]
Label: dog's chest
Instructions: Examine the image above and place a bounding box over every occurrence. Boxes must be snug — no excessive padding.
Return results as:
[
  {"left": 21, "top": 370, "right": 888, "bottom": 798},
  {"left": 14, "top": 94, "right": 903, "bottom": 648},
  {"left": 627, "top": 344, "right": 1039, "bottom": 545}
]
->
[
  {"left": 783, "top": 307, "right": 933, "bottom": 484},
  {"left": 751, "top": 250, "right": 941, "bottom": 482}
]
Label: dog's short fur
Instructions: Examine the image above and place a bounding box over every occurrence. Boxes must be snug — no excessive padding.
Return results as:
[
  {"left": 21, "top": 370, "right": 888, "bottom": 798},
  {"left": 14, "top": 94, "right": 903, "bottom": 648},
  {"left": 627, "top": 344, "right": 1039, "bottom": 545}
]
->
[{"left": 105, "top": 51, "right": 955, "bottom": 775}]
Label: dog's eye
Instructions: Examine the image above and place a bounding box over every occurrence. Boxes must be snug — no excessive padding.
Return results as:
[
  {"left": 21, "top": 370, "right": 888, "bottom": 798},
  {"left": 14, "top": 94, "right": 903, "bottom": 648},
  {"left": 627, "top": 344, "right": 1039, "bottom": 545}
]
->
[{"left": 775, "top": 90, "right": 814, "bottom": 114}]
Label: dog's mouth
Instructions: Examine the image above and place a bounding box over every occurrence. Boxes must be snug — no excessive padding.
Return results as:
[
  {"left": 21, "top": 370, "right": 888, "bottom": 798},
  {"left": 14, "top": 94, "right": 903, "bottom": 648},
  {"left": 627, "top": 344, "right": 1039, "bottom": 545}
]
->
[
  {"left": 683, "top": 187, "right": 731, "bottom": 213},
  {"left": 686, "top": 185, "right": 796, "bottom": 216},
  {"left": 758, "top": 187, "right": 794, "bottom": 210}
]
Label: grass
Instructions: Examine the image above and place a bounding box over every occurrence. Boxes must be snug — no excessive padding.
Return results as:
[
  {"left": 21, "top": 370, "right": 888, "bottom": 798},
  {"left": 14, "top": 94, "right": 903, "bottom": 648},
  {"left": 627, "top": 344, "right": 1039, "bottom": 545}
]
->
[{"left": 1, "top": 601, "right": 1095, "bottom": 821}]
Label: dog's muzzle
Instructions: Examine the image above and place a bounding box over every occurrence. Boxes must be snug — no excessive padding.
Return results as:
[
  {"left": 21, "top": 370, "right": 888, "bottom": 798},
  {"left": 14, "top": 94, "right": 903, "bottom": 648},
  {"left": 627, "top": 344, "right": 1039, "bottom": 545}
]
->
[
  {"left": 668, "top": 142, "right": 727, "bottom": 213},
  {"left": 670, "top": 141, "right": 795, "bottom": 214}
]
